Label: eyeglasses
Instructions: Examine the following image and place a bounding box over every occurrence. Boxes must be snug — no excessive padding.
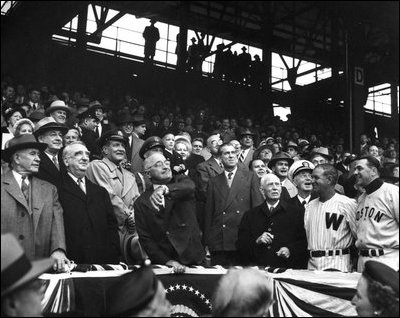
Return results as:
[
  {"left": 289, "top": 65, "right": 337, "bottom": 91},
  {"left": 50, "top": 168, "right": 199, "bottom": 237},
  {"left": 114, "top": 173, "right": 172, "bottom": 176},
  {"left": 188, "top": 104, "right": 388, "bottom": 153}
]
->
[{"left": 150, "top": 160, "right": 171, "bottom": 169}]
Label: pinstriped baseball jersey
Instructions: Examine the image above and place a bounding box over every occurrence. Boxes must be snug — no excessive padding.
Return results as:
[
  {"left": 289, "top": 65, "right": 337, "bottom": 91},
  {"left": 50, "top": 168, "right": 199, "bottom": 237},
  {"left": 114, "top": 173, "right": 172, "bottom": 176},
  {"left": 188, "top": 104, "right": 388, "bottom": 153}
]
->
[
  {"left": 355, "top": 182, "right": 399, "bottom": 271},
  {"left": 304, "top": 193, "right": 358, "bottom": 272}
]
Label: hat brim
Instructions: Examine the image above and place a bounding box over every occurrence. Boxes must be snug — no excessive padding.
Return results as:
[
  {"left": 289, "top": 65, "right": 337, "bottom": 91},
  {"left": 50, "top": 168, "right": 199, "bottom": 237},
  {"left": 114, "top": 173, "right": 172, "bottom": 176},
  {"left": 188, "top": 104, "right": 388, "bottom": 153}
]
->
[
  {"left": 1, "top": 257, "right": 54, "bottom": 298},
  {"left": 45, "top": 106, "right": 72, "bottom": 116},
  {"left": 34, "top": 123, "right": 69, "bottom": 137},
  {"left": 2, "top": 142, "right": 48, "bottom": 162},
  {"left": 311, "top": 152, "right": 333, "bottom": 161},
  {"left": 139, "top": 143, "right": 165, "bottom": 159},
  {"left": 268, "top": 157, "right": 294, "bottom": 168}
]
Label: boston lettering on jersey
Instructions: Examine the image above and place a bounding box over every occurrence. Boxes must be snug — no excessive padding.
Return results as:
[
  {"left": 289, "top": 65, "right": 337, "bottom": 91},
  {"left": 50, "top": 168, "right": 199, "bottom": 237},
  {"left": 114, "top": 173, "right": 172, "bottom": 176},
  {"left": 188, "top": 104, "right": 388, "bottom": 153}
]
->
[
  {"left": 355, "top": 206, "right": 385, "bottom": 223},
  {"left": 325, "top": 213, "right": 344, "bottom": 230}
]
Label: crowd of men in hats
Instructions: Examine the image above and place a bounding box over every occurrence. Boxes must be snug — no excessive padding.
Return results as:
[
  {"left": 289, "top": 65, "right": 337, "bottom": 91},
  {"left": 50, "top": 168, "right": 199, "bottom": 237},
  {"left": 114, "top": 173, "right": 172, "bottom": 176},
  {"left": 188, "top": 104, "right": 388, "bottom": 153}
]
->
[{"left": 1, "top": 83, "right": 399, "bottom": 316}]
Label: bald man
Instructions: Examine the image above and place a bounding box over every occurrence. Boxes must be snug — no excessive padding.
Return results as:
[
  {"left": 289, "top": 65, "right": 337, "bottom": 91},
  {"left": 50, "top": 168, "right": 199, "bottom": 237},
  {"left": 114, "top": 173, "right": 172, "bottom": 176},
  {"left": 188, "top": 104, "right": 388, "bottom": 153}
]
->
[
  {"left": 134, "top": 153, "right": 205, "bottom": 273},
  {"left": 237, "top": 173, "right": 307, "bottom": 268}
]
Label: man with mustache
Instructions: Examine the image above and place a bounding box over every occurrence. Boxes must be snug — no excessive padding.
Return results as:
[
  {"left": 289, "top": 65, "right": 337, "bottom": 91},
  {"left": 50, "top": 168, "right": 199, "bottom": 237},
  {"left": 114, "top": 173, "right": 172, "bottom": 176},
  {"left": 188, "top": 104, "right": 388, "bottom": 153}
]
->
[
  {"left": 86, "top": 130, "right": 145, "bottom": 264},
  {"left": 305, "top": 164, "right": 357, "bottom": 272},
  {"left": 134, "top": 152, "right": 205, "bottom": 273},
  {"left": 58, "top": 142, "right": 120, "bottom": 264}
]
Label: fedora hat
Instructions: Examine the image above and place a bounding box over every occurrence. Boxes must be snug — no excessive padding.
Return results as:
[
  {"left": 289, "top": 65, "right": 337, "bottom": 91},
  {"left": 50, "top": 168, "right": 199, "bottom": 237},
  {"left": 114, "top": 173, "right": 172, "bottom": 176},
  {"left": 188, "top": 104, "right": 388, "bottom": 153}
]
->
[
  {"left": 238, "top": 128, "right": 255, "bottom": 138},
  {"left": 2, "top": 134, "right": 47, "bottom": 162},
  {"left": 132, "top": 115, "right": 147, "bottom": 127},
  {"left": 286, "top": 141, "right": 298, "bottom": 149},
  {"left": 89, "top": 100, "right": 106, "bottom": 111},
  {"left": 253, "top": 144, "right": 273, "bottom": 160},
  {"left": 310, "top": 147, "right": 333, "bottom": 161},
  {"left": 268, "top": 151, "right": 294, "bottom": 168},
  {"left": 34, "top": 116, "right": 68, "bottom": 137},
  {"left": 44, "top": 100, "right": 72, "bottom": 117},
  {"left": 117, "top": 111, "right": 135, "bottom": 125},
  {"left": 1, "top": 233, "right": 54, "bottom": 298}
]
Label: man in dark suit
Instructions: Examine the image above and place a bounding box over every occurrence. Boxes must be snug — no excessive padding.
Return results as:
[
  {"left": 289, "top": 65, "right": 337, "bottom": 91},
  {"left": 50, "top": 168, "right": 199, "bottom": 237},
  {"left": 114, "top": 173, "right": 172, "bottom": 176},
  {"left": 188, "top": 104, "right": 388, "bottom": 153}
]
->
[
  {"left": 1, "top": 134, "right": 69, "bottom": 272},
  {"left": 129, "top": 115, "right": 146, "bottom": 173},
  {"left": 196, "top": 134, "right": 224, "bottom": 232},
  {"left": 78, "top": 108, "right": 102, "bottom": 161},
  {"left": 237, "top": 173, "right": 307, "bottom": 268},
  {"left": 89, "top": 100, "right": 111, "bottom": 138},
  {"left": 134, "top": 152, "right": 205, "bottom": 273},
  {"left": 205, "top": 143, "right": 264, "bottom": 266},
  {"left": 34, "top": 116, "right": 68, "bottom": 189},
  {"left": 237, "top": 128, "right": 255, "bottom": 169},
  {"left": 59, "top": 142, "right": 120, "bottom": 264}
]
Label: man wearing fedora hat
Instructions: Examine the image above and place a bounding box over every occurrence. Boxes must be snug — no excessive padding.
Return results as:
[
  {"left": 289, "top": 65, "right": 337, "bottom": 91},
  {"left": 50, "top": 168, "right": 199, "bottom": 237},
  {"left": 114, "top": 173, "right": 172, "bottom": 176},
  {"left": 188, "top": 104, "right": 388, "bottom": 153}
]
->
[
  {"left": 1, "top": 233, "right": 55, "bottom": 317},
  {"left": 1, "top": 135, "right": 69, "bottom": 272},
  {"left": 34, "top": 117, "right": 68, "bottom": 189},
  {"left": 286, "top": 141, "right": 300, "bottom": 161},
  {"left": 45, "top": 100, "right": 71, "bottom": 125},
  {"left": 268, "top": 151, "right": 297, "bottom": 198},
  {"left": 142, "top": 19, "right": 160, "bottom": 62},
  {"left": 89, "top": 100, "right": 111, "bottom": 138},
  {"left": 86, "top": 130, "right": 147, "bottom": 264},
  {"left": 237, "top": 128, "right": 255, "bottom": 169},
  {"left": 129, "top": 115, "right": 147, "bottom": 173}
]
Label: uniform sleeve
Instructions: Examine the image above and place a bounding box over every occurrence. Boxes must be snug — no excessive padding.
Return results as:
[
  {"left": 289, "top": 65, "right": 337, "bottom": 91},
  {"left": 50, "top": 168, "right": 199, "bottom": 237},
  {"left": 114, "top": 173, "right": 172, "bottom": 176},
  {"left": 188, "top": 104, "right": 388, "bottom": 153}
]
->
[
  {"left": 388, "top": 185, "right": 399, "bottom": 224},
  {"left": 343, "top": 198, "right": 358, "bottom": 238},
  {"left": 50, "top": 185, "right": 67, "bottom": 254},
  {"left": 86, "top": 161, "right": 132, "bottom": 227}
]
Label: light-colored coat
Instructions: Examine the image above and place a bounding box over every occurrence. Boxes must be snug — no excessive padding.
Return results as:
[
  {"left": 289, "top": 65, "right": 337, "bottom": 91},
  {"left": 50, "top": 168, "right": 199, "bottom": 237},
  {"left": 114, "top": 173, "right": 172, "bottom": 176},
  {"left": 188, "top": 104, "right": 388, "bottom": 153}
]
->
[
  {"left": 1, "top": 170, "right": 66, "bottom": 259},
  {"left": 130, "top": 134, "right": 144, "bottom": 173}
]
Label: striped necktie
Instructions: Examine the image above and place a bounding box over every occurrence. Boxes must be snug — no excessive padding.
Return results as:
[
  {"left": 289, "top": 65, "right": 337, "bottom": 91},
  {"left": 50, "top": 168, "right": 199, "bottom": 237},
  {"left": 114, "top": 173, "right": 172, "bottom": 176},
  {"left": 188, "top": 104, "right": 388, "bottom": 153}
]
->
[
  {"left": 52, "top": 155, "right": 60, "bottom": 170},
  {"left": 239, "top": 151, "right": 245, "bottom": 162},
  {"left": 77, "top": 178, "right": 86, "bottom": 194},
  {"left": 21, "top": 175, "right": 29, "bottom": 203}
]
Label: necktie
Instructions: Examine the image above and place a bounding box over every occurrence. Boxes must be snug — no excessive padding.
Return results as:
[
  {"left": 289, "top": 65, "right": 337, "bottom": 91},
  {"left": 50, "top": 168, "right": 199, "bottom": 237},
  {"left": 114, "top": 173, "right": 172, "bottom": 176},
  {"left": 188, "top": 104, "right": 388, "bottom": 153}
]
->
[
  {"left": 77, "top": 178, "right": 86, "bottom": 194},
  {"left": 227, "top": 172, "right": 233, "bottom": 187},
  {"left": 219, "top": 161, "right": 224, "bottom": 169},
  {"left": 52, "top": 155, "right": 60, "bottom": 170},
  {"left": 269, "top": 206, "right": 274, "bottom": 214},
  {"left": 95, "top": 125, "right": 99, "bottom": 137},
  {"left": 239, "top": 151, "right": 245, "bottom": 162},
  {"left": 21, "top": 175, "right": 29, "bottom": 203},
  {"left": 302, "top": 200, "right": 307, "bottom": 206}
]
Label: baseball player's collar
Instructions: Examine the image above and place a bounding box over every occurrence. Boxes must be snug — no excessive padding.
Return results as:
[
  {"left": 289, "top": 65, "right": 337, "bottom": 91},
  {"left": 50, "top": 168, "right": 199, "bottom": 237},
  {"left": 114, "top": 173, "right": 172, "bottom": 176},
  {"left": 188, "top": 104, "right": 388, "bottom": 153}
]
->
[{"left": 365, "top": 178, "right": 383, "bottom": 195}]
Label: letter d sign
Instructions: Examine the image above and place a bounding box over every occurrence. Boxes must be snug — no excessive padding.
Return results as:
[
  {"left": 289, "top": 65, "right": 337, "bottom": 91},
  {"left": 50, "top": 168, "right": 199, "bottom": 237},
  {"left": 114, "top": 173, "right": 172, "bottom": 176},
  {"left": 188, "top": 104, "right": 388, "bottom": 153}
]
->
[{"left": 354, "top": 67, "right": 364, "bottom": 85}]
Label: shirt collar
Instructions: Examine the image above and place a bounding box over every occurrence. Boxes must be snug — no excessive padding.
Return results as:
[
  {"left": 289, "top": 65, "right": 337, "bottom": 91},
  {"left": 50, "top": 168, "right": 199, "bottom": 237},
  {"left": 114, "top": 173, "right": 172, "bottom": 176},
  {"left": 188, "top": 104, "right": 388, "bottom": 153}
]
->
[
  {"left": 267, "top": 200, "right": 279, "bottom": 211},
  {"left": 224, "top": 166, "right": 238, "bottom": 179},
  {"left": 68, "top": 172, "right": 85, "bottom": 185},
  {"left": 365, "top": 178, "right": 383, "bottom": 195},
  {"left": 12, "top": 170, "right": 29, "bottom": 187},
  {"left": 297, "top": 194, "right": 311, "bottom": 204}
]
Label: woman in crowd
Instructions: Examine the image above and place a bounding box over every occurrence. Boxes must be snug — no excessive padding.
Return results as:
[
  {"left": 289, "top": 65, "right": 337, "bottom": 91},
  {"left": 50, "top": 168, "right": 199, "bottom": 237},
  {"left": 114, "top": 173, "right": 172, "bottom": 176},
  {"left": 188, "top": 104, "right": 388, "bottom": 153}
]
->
[
  {"left": 13, "top": 118, "right": 34, "bottom": 137},
  {"left": 1, "top": 107, "right": 26, "bottom": 149},
  {"left": 252, "top": 144, "right": 273, "bottom": 170},
  {"left": 174, "top": 136, "right": 204, "bottom": 179},
  {"left": 63, "top": 126, "right": 81, "bottom": 146},
  {"left": 351, "top": 261, "right": 398, "bottom": 317}
]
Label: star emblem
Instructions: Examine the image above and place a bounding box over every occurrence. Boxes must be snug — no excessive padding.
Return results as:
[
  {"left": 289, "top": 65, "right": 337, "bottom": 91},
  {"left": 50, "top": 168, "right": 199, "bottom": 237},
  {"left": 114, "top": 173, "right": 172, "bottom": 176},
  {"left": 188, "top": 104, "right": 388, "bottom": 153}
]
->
[
  {"left": 200, "top": 294, "right": 205, "bottom": 299},
  {"left": 182, "top": 284, "right": 187, "bottom": 290},
  {"left": 195, "top": 290, "right": 200, "bottom": 295},
  {"left": 168, "top": 286, "right": 175, "bottom": 292},
  {"left": 189, "top": 287, "right": 194, "bottom": 292},
  {"left": 175, "top": 284, "right": 180, "bottom": 290}
]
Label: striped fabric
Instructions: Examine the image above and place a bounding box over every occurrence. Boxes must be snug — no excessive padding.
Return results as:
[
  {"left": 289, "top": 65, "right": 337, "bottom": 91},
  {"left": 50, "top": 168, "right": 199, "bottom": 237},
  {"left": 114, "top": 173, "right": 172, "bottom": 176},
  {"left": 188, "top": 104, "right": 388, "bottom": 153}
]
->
[{"left": 40, "top": 266, "right": 359, "bottom": 317}]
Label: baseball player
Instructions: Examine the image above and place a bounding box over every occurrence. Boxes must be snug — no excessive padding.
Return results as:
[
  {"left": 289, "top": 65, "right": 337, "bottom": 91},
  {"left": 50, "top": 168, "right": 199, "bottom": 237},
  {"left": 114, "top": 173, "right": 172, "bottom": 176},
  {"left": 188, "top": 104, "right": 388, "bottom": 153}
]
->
[
  {"left": 353, "top": 155, "right": 399, "bottom": 272},
  {"left": 304, "top": 164, "right": 357, "bottom": 272}
]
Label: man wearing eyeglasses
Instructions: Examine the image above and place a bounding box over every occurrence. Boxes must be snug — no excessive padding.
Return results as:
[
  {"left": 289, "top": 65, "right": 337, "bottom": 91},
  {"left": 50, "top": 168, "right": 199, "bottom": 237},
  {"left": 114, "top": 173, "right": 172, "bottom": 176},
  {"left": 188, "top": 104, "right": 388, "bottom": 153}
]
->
[{"left": 134, "top": 152, "right": 205, "bottom": 273}]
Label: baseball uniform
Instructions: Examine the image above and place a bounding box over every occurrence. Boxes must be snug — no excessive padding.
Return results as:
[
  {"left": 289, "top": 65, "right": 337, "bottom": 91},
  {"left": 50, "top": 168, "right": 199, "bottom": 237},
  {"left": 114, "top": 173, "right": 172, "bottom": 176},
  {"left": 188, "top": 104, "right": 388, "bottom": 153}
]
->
[
  {"left": 305, "top": 193, "right": 357, "bottom": 272},
  {"left": 355, "top": 179, "right": 399, "bottom": 271}
]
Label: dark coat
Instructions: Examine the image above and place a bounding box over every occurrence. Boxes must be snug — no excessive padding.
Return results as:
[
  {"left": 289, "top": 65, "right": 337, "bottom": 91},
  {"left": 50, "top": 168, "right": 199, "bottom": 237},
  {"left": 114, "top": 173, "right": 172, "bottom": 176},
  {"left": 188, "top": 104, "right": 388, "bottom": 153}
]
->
[
  {"left": 237, "top": 201, "right": 308, "bottom": 269},
  {"left": 36, "top": 151, "right": 66, "bottom": 189},
  {"left": 134, "top": 175, "right": 205, "bottom": 265},
  {"left": 204, "top": 168, "right": 264, "bottom": 252},
  {"left": 163, "top": 149, "right": 185, "bottom": 175},
  {"left": 80, "top": 127, "right": 102, "bottom": 161},
  {"left": 58, "top": 173, "right": 120, "bottom": 264}
]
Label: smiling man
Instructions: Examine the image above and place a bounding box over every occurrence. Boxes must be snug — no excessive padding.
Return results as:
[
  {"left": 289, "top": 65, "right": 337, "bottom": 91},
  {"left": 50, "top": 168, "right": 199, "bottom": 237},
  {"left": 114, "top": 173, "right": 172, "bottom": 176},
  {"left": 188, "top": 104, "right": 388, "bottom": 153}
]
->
[
  {"left": 268, "top": 151, "right": 297, "bottom": 198},
  {"left": 305, "top": 164, "right": 358, "bottom": 272},
  {"left": 353, "top": 155, "right": 399, "bottom": 272},
  {"left": 45, "top": 100, "right": 71, "bottom": 124},
  {"left": 58, "top": 141, "right": 120, "bottom": 264}
]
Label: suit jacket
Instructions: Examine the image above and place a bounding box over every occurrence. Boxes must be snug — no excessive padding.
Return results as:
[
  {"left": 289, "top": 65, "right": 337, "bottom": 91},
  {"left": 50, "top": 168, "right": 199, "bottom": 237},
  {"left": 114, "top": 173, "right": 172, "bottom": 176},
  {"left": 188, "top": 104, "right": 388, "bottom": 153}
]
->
[
  {"left": 1, "top": 171, "right": 66, "bottom": 260},
  {"left": 164, "top": 149, "right": 185, "bottom": 175},
  {"left": 80, "top": 127, "right": 102, "bottom": 160},
  {"left": 58, "top": 173, "right": 120, "bottom": 264},
  {"left": 237, "top": 201, "right": 308, "bottom": 269},
  {"left": 196, "top": 156, "right": 224, "bottom": 200},
  {"left": 204, "top": 167, "right": 264, "bottom": 252},
  {"left": 134, "top": 175, "right": 205, "bottom": 265},
  {"left": 35, "top": 151, "right": 66, "bottom": 189},
  {"left": 130, "top": 134, "right": 144, "bottom": 173},
  {"left": 241, "top": 148, "right": 255, "bottom": 169}
]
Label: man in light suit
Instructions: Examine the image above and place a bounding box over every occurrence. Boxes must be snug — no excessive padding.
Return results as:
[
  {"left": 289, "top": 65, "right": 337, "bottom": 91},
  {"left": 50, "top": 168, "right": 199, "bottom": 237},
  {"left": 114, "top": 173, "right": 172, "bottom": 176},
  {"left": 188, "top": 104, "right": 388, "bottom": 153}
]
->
[
  {"left": 59, "top": 142, "right": 120, "bottom": 264},
  {"left": 205, "top": 143, "right": 264, "bottom": 266},
  {"left": 1, "top": 134, "right": 69, "bottom": 272},
  {"left": 129, "top": 115, "right": 146, "bottom": 173},
  {"left": 134, "top": 153, "right": 205, "bottom": 273},
  {"left": 86, "top": 130, "right": 146, "bottom": 264},
  {"left": 237, "top": 128, "right": 255, "bottom": 169}
]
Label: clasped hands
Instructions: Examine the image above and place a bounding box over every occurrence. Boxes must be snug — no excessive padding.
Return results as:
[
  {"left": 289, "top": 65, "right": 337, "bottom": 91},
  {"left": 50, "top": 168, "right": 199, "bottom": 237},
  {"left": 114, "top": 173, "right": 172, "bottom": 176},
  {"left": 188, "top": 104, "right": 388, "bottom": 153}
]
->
[
  {"left": 150, "top": 186, "right": 167, "bottom": 211},
  {"left": 255, "top": 232, "right": 290, "bottom": 259}
]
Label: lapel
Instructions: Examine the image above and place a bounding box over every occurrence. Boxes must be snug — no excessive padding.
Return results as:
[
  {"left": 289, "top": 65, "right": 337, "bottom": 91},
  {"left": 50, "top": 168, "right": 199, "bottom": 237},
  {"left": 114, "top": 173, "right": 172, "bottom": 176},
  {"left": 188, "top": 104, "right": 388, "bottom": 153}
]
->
[
  {"left": 40, "top": 152, "right": 60, "bottom": 176},
  {"left": 85, "top": 179, "right": 100, "bottom": 225},
  {"left": 207, "top": 157, "right": 223, "bottom": 175},
  {"left": 121, "top": 168, "right": 136, "bottom": 198},
  {"left": 61, "top": 173, "right": 87, "bottom": 203},
  {"left": 3, "top": 171, "right": 30, "bottom": 213},
  {"left": 102, "top": 158, "right": 123, "bottom": 185},
  {"left": 225, "top": 168, "right": 245, "bottom": 210},
  {"left": 30, "top": 177, "right": 46, "bottom": 231},
  {"left": 214, "top": 173, "right": 229, "bottom": 204}
]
